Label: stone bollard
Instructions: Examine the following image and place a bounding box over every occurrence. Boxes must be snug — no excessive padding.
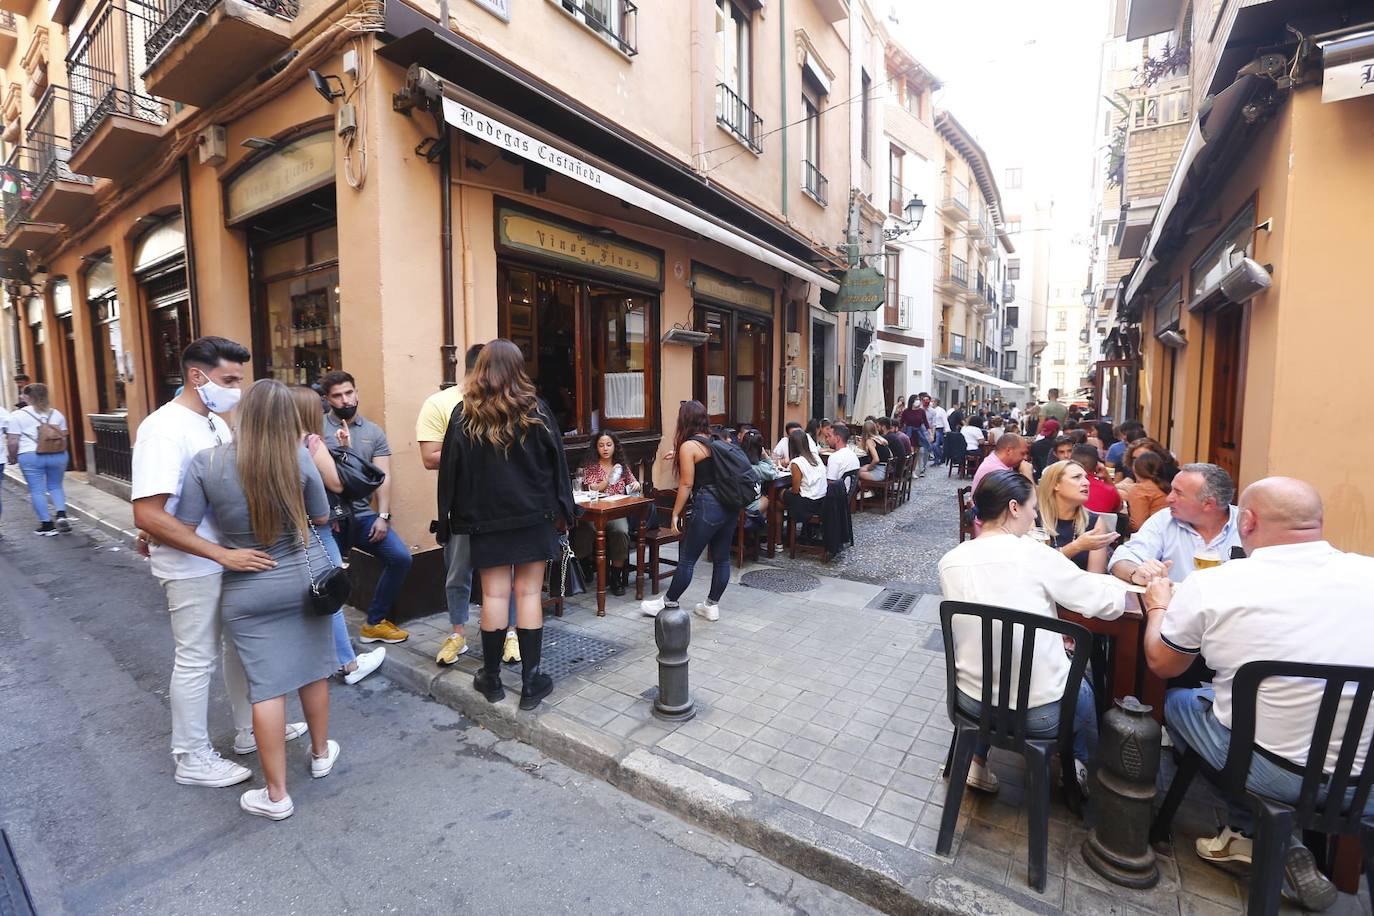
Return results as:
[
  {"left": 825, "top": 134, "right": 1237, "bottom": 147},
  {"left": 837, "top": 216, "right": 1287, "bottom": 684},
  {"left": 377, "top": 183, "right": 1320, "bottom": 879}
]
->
[
  {"left": 652, "top": 604, "right": 695, "bottom": 722},
  {"left": 1082, "top": 696, "right": 1161, "bottom": 888}
]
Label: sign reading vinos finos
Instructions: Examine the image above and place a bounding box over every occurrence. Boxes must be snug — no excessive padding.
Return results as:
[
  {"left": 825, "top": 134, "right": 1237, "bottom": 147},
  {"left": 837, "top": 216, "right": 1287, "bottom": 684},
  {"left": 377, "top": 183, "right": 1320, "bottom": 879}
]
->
[
  {"left": 497, "top": 207, "right": 663, "bottom": 286},
  {"left": 224, "top": 130, "right": 335, "bottom": 225}
]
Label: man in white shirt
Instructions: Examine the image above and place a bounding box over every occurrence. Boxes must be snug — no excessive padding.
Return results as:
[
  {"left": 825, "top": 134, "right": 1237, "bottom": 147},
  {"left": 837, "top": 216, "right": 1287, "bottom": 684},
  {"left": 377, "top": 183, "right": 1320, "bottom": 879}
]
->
[
  {"left": 823, "top": 423, "right": 860, "bottom": 491},
  {"left": 773, "top": 421, "right": 818, "bottom": 464},
  {"left": 0, "top": 403, "right": 7, "bottom": 529},
  {"left": 1111, "top": 463, "right": 1243, "bottom": 585},
  {"left": 1143, "top": 478, "right": 1373, "bottom": 909},
  {"left": 131, "top": 336, "right": 305, "bottom": 788}
]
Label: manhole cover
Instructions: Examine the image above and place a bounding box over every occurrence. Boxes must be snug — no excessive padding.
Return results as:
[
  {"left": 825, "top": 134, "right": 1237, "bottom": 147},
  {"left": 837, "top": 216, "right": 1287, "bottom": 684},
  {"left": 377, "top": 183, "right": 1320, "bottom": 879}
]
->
[
  {"left": 0, "top": 829, "right": 36, "bottom": 916},
  {"left": 865, "top": 588, "right": 919, "bottom": 614},
  {"left": 739, "top": 569, "right": 821, "bottom": 593},
  {"left": 468, "top": 623, "right": 621, "bottom": 680}
]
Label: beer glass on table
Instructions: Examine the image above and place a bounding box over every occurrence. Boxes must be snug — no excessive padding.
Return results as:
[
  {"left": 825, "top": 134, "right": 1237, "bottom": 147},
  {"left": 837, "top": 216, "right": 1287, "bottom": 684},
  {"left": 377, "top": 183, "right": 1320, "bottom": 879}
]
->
[{"left": 1193, "top": 550, "right": 1221, "bottom": 570}]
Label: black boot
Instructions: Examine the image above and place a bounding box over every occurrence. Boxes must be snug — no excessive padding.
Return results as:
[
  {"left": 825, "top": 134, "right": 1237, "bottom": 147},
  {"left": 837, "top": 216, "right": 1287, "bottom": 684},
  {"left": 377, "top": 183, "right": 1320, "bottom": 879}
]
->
[
  {"left": 610, "top": 565, "right": 626, "bottom": 597},
  {"left": 516, "top": 627, "right": 553, "bottom": 711},
  {"left": 472, "top": 629, "right": 506, "bottom": 702}
]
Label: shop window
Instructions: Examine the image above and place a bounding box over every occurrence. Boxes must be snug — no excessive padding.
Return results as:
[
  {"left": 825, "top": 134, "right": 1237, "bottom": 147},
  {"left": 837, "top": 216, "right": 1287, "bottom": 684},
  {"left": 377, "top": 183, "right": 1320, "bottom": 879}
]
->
[
  {"left": 693, "top": 305, "right": 771, "bottom": 433},
  {"left": 260, "top": 226, "right": 341, "bottom": 386},
  {"left": 85, "top": 255, "right": 126, "bottom": 413},
  {"left": 498, "top": 263, "right": 657, "bottom": 438}
]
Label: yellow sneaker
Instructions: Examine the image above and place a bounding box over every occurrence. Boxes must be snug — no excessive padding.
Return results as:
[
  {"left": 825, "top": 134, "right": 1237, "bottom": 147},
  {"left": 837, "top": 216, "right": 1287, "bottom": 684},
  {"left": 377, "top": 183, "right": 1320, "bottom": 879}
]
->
[
  {"left": 502, "top": 630, "right": 521, "bottom": 663},
  {"left": 360, "top": 619, "right": 409, "bottom": 644},
  {"left": 435, "top": 632, "right": 468, "bottom": 665}
]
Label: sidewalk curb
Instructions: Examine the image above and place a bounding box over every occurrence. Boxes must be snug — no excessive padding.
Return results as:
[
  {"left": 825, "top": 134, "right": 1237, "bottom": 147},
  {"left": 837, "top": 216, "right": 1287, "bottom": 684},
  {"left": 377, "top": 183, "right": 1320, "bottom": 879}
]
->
[
  {"left": 2, "top": 468, "right": 138, "bottom": 546},
  {"left": 374, "top": 633, "right": 1056, "bottom": 916}
]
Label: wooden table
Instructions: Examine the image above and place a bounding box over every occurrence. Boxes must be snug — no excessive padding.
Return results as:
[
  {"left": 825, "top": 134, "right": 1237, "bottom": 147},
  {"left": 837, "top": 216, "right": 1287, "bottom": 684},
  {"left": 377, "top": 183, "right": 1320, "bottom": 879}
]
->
[
  {"left": 1058, "top": 592, "right": 1167, "bottom": 723},
  {"left": 576, "top": 494, "right": 652, "bottom": 616}
]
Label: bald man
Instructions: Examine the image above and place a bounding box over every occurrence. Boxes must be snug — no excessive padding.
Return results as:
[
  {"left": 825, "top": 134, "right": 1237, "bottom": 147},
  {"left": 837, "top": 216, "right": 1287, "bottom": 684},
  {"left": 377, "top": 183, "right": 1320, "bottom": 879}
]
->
[{"left": 1142, "top": 478, "right": 1374, "bottom": 910}]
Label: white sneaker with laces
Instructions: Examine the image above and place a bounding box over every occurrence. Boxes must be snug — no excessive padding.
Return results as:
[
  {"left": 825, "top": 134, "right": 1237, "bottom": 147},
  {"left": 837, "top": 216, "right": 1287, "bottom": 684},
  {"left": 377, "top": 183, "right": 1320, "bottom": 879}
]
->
[
  {"left": 310, "top": 739, "right": 340, "bottom": 778},
  {"left": 693, "top": 601, "right": 720, "bottom": 622},
  {"left": 1195, "top": 826, "right": 1253, "bottom": 865},
  {"left": 641, "top": 595, "right": 668, "bottom": 617},
  {"left": 345, "top": 647, "right": 386, "bottom": 685},
  {"left": 233, "top": 721, "right": 308, "bottom": 756},
  {"left": 175, "top": 747, "right": 252, "bottom": 787},
  {"left": 239, "top": 787, "right": 294, "bottom": 820},
  {"left": 965, "top": 759, "right": 1000, "bottom": 793}
]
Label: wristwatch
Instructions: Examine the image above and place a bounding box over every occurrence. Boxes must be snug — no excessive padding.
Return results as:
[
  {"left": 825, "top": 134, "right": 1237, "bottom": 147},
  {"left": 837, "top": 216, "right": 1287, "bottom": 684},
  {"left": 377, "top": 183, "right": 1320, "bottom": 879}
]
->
[{"left": 379, "top": 512, "right": 392, "bottom": 522}]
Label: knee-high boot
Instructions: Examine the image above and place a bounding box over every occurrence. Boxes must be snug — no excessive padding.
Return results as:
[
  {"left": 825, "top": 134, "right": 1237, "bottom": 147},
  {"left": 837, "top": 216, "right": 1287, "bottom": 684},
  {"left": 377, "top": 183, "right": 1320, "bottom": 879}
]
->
[
  {"left": 516, "top": 627, "right": 553, "bottom": 711},
  {"left": 473, "top": 629, "right": 506, "bottom": 702}
]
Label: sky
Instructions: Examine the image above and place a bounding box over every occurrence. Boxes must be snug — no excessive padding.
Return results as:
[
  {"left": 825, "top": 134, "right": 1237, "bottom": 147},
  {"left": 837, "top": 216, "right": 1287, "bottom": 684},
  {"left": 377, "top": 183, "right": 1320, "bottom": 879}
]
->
[{"left": 889, "top": 0, "right": 1108, "bottom": 286}]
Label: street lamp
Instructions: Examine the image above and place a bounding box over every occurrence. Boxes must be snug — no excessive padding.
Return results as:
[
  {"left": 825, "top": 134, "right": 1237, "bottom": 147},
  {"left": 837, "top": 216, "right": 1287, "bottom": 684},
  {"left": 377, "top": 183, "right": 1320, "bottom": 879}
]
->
[
  {"left": 882, "top": 195, "right": 926, "bottom": 241},
  {"left": 1082, "top": 288, "right": 1094, "bottom": 309}
]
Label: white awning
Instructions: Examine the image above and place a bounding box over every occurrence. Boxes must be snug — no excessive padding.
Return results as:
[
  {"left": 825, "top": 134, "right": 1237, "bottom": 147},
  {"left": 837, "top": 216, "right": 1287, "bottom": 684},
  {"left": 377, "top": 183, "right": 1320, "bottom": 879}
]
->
[
  {"left": 440, "top": 95, "right": 839, "bottom": 294},
  {"left": 933, "top": 364, "right": 1027, "bottom": 393}
]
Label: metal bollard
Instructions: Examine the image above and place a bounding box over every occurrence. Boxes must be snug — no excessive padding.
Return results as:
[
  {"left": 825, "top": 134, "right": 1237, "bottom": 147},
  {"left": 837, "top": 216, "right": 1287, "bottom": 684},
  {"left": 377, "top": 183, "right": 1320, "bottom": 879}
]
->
[
  {"left": 1082, "top": 696, "right": 1162, "bottom": 888},
  {"left": 652, "top": 604, "right": 695, "bottom": 722}
]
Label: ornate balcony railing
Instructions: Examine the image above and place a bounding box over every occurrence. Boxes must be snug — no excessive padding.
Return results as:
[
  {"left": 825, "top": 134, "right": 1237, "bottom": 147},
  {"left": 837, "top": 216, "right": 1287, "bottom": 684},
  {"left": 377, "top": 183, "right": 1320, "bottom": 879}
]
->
[
  {"left": 67, "top": 0, "right": 170, "bottom": 151},
  {"left": 559, "top": 0, "right": 637, "bottom": 56},
  {"left": 144, "top": 0, "right": 299, "bottom": 64},
  {"left": 1, "top": 144, "right": 39, "bottom": 229},
  {"left": 0, "top": 10, "right": 15, "bottom": 29},
  {"left": 715, "top": 81, "right": 762, "bottom": 153},
  {"left": 27, "top": 86, "right": 93, "bottom": 197},
  {"left": 802, "top": 159, "right": 827, "bottom": 205},
  {"left": 949, "top": 255, "right": 968, "bottom": 288}
]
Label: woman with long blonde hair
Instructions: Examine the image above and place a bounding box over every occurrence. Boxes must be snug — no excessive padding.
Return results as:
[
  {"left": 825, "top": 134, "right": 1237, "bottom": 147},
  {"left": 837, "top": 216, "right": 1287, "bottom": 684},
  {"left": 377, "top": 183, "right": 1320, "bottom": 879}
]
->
[
  {"left": 1036, "top": 459, "right": 1118, "bottom": 572},
  {"left": 437, "top": 340, "right": 575, "bottom": 711},
  {"left": 174, "top": 378, "right": 339, "bottom": 820}
]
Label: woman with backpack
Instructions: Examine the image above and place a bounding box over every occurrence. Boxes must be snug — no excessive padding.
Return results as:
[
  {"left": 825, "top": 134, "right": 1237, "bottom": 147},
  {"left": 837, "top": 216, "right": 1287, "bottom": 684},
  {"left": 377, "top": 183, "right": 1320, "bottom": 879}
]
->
[
  {"left": 6, "top": 383, "right": 70, "bottom": 536},
  {"left": 641, "top": 399, "right": 737, "bottom": 623}
]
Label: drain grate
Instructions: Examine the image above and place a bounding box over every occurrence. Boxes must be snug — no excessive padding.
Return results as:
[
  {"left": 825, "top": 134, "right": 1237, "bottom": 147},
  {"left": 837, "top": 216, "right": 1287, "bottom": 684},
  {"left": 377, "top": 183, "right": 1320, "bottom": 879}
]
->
[
  {"left": 0, "top": 830, "right": 36, "bottom": 916},
  {"left": 864, "top": 588, "right": 919, "bottom": 615},
  {"left": 739, "top": 568, "right": 821, "bottom": 593},
  {"left": 468, "top": 624, "right": 622, "bottom": 681}
]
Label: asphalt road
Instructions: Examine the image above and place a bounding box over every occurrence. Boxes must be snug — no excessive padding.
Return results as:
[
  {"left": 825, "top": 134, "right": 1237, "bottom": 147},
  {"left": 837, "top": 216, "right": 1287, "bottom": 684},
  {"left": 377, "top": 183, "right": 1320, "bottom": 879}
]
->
[{"left": 0, "top": 483, "right": 870, "bottom": 916}]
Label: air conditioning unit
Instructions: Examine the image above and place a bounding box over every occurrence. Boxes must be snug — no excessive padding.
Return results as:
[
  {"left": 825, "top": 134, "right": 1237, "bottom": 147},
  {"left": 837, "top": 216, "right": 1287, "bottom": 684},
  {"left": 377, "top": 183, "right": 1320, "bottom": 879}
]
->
[{"left": 662, "top": 326, "right": 710, "bottom": 346}]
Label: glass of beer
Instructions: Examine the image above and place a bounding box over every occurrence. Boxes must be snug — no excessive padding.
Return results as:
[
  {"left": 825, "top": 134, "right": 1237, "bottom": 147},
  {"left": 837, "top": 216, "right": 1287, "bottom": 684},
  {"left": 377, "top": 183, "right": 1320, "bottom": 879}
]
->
[
  {"left": 1028, "top": 527, "right": 1051, "bottom": 546},
  {"left": 1193, "top": 550, "right": 1222, "bottom": 570}
]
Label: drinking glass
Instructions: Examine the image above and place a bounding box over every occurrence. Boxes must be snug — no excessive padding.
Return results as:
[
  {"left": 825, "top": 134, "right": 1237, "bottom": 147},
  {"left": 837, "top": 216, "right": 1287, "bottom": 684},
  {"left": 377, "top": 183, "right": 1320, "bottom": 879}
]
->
[{"left": 1193, "top": 551, "right": 1221, "bottom": 570}]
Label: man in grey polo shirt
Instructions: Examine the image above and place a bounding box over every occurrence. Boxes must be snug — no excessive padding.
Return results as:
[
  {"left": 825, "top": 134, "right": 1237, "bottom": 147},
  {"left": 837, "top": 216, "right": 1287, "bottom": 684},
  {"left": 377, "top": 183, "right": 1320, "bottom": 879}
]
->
[{"left": 320, "top": 370, "right": 412, "bottom": 645}]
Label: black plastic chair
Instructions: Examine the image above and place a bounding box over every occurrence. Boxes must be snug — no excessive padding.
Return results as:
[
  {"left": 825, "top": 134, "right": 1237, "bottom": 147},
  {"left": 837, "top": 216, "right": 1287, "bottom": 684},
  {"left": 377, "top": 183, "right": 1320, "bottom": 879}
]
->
[
  {"left": 1150, "top": 661, "right": 1374, "bottom": 916},
  {"left": 936, "top": 601, "right": 1094, "bottom": 892}
]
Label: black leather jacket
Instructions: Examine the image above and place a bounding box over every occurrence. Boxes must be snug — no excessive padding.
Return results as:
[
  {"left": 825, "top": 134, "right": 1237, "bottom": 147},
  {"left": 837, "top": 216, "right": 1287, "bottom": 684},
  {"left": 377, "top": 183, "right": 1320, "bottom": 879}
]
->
[{"left": 435, "top": 398, "right": 577, "bottom": 541}]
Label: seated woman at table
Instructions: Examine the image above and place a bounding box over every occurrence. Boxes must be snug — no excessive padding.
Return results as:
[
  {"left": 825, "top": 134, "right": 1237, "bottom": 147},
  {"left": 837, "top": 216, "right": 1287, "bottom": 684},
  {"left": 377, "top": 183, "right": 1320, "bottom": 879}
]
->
[
  {"left": 740, "top": 429, "right": 775, "bottom": 529},
  {"left": 1037, "top": 460, "right": 1119, "bottom": 572},
  {"left": 939, "top": 470, "right": 1130, "bottom": 792},
  {"left": 571, "top": 431, "right": 639, "bottom": 597},
  {"left": 785, "top": 428, "right": 827, "bottom": 522},
  {"left": 986, "top": 416, "right": 1005, "bottom": 447},
  {"left": 1115, "top": 436, "right": 1178, "bottom": 500},
  {"left": 1124, "top": 449, "right": 1171, "bottom": 532},
  {"left": 857, "top": 420, "right": 892, "bottom": 486},
  {"left": 960, "top": 416, "right": 987, "bottom": 457}
]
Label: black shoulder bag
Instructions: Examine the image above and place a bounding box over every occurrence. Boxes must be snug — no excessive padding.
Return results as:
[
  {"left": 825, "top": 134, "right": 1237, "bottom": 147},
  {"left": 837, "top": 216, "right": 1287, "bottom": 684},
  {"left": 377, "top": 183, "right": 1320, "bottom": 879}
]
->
[{"left": 304, "top": 526, "right": 352, "bottom": 616}]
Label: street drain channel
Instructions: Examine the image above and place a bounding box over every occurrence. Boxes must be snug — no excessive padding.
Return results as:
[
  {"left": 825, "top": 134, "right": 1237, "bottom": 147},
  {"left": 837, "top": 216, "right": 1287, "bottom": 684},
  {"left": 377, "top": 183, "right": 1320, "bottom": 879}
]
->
[
  {"left": 865, "top": 588, "right": 919, "bottom": 615},
  {"left": 739, "top": 569, "right": 821, "bottom": 593},
  {"left": 468, "top": 624, "right": 622, "bottom": 680}
]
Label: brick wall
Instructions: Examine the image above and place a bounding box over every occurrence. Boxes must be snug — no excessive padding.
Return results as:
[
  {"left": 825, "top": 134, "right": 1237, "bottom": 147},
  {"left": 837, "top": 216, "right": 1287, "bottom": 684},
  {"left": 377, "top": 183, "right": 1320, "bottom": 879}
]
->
[{"left": 1125, "top": 121, "right": 1189, "bottom": 201}]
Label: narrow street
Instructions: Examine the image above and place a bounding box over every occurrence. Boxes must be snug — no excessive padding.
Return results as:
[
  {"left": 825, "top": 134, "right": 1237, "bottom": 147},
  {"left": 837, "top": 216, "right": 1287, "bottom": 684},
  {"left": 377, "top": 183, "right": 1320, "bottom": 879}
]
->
[{"left": 0, "top": 487, "right": 871, "bottom": 916}]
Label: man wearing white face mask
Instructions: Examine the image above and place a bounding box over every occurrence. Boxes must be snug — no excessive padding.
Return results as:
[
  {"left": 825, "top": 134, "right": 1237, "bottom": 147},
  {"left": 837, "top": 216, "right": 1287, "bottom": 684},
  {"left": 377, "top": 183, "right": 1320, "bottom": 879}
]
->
[{"left": 132, "top": 336, "right": 307, "bottom": 787}]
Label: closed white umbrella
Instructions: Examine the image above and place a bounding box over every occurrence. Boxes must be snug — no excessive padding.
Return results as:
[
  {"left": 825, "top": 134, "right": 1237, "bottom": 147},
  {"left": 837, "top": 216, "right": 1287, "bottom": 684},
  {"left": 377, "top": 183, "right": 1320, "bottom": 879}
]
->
[{"left": 851, "top": 343, "right": 886, "bottom": 423}]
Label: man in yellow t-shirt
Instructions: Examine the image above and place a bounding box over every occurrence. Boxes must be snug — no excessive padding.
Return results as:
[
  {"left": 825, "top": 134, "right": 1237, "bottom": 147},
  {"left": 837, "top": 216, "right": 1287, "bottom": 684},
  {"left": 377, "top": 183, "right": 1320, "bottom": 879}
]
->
[{"left": 417, "top": 344, "right": 518, "bottom": 666}]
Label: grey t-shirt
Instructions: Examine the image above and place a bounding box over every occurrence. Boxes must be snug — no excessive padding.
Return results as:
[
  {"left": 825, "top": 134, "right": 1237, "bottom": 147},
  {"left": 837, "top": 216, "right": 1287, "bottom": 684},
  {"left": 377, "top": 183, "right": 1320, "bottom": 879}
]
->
[
  {"left": 175, "top": 444, "right": 328, "bottom": 554},
  {"left": 324, "top": 412, "right": 390, "bottom": 516}
]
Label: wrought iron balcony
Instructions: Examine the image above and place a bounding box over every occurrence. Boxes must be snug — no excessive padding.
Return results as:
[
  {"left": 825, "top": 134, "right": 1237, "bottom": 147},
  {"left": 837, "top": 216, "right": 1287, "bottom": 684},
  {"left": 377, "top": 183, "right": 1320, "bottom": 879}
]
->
[
  {"left": 0, "top": 10, "right": 16, "bottom": 60},
  {"left": 26, "top": 86, "right": 96, "bottom": 224},
  {"left": 1001, "top": 326, "right": 1014, "bottom": 347},
  {"left": 1002, "top": 280, "right": 1015, "bottom": 302},
  {"left": 145, "top": 0, "right": 297, "bottom": 63},
  {"left": 67, "top": 0, "right": 170, "bottom": 178},
  {"left": 949, "top": 255, "right": 968, "bottom": 288},
  {"left": 802, "top": 159, "right": 827, "bottom": 206},
  {"left": 559, "top": 0, "right": 637, "bottom": 56},
  {"left": 1, "top": 143, "right": 38, "bottom": 229},
  {"left": 715, "top": 81, "right": 762, "bottom": 153}
]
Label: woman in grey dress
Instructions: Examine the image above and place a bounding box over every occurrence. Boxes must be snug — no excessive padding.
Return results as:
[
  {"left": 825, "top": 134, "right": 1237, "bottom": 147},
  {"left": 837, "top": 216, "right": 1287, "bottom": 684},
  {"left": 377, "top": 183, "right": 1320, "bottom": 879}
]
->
[{"left": 175, "top": 379, "right": 340, "bottom": 821}]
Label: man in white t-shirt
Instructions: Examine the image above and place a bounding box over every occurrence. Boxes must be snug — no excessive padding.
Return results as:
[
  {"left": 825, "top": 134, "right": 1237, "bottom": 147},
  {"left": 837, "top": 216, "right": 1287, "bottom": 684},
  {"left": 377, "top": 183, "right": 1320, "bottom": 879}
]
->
[
  {"left": 131, "top": 336, "right": 305, "bottom": 788},
  {"left": 823, "top": 423, "right": 860, "bottom": 492},
  {"left": 772, "top": 421, "right": 818, "bottom": 464},
  {"left": 928, "top": 398, "right": 949, "bottom": 464},
  {"left": 1143, "top": 478, "right": 1374, "bottom": 908},
  {"left": 0, "top": 403, "right": 8, "bottom": 532}
]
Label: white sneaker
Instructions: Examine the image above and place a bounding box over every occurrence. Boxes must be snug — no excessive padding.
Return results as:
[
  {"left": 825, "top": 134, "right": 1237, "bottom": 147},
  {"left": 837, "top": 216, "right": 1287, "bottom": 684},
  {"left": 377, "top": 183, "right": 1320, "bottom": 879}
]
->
[
  {"left": 966, "top": 759, "right": 1000, "bottom": 793},
  {"left": 693, "top": 601, "right": 720, "bottom": 622},
  {"left": 233, "top": 721, "right": 308, "bottom": 756},
  {"left": 239, "top": 786, "right": 294, "bottom": 820},
  {"left": 1195, "top": 826, "right": 1253, "bottom": 865},
  {"left": 345, "top": 647, "right": 386, "bottom": 685},
  {"left": 310, "top": 739, "right": 340, "bottom": 778},
  {"left": 641, "top": 595, "right": 667, "bottom": 617},
  {"left": 175, "top": 747, "right": 252, "bottom": 787}
]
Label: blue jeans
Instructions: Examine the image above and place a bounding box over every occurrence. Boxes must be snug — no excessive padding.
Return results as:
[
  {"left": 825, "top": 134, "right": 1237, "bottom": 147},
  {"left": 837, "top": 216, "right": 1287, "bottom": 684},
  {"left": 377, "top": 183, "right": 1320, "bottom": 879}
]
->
[
  {"left": 313, "top": 526, "right": 356, "bottom": 668},
  {"left": 343, "top": 512, "right": 413, "bottom": 625},
  {"left": 18, "top": 450, "right": 67, "bottom": 522},
  {"left": 1164, "top": 686, "right": 1374, "bottom": 834},
  {"left": 933, "top": 429, "right": 946, "bottom": 464},
  {"left": 914, "top": 429, "right": 932, "bottom": 475},
  {"left": 442, "top": 532, "right": 515, "bottom": 628},
  {"left": 666, "top": 489, "right": 734, "bottom": 605},
  {"left": 957, "top": 679, "right": 1097, "bottom": 764}
]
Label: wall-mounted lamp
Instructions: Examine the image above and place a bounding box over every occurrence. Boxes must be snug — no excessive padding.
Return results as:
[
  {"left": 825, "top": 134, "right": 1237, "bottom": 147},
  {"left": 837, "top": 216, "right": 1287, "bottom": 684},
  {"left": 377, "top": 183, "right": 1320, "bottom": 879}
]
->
[
  {"left": 240, "top": 137, "right": 278, "bottom": 151},
  {"left": 309, "top": 69, "right": 346, "bottom": 104},
  {"left": 882, "top": 195, "right": 926, "bottom": 241}
]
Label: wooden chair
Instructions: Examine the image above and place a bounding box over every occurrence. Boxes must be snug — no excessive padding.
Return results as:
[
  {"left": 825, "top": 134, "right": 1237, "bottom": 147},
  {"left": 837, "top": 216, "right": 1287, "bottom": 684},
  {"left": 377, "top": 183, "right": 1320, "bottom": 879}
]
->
[
  {"left": 938, "top": 601, "right": 1094, "bottom": 893},
  {"left": 957, "top": 486, "right": 974, "bottom": 542},
  {"left": 1151, "top": 661, "right": 1374, "bottom": 915},
  {"left": 784, "top": 494, "right": 830, "bottom": 561},
  {"left": 899, "top": 452, "right": 917, "bottom": 505},
  {"left": 635, "top": 489, "right": 681, "bottom": 597}
]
